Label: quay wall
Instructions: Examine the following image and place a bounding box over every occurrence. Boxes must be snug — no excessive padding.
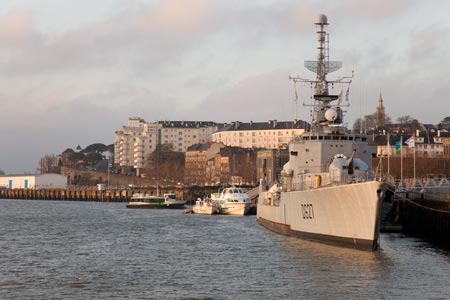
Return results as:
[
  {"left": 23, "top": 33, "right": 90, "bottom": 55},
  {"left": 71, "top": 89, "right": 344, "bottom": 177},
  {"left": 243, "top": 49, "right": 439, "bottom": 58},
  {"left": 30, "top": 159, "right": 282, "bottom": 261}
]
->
[
  {"left": 0, "top": 186, "right": 239, "bottom": 203},
  {"left": 399, "top": 192, "right": 450, "bottom": 247},
  {"left": 0, "top": 188, "right": 191, "bottom": 203}
]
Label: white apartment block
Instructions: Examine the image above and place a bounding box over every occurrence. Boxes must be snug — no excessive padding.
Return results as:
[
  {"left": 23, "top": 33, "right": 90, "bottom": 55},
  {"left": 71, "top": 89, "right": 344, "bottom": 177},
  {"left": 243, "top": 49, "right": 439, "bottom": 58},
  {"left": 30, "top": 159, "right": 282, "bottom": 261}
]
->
[
  {"left": 211, "top": 120, "right": 308, "bottom": 149},
  {"left": 159, "top": 121, "right": 219, "bottom": 152},
  {"left": 114, "top": 118, "right": 220, "bottom": 174},
  {"left": 377, "top": 132, "right": 447, "bottom": 158}
]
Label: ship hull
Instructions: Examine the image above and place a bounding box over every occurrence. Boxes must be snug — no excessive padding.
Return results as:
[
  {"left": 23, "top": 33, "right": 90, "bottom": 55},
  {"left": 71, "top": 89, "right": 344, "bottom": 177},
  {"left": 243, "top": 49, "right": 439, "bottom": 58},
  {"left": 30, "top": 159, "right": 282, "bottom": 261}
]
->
[
  {"left": 220, "top": 203, "right": 251, "bottom": 216},
  {"left": 126, "top": 202, "right": 185, "bottom": 209},
  {"left": 257, "top": 181, "right": 382, "bottom": 250},
  {"left": 193, "top": 205, "right": 219, "bottom": 215}
]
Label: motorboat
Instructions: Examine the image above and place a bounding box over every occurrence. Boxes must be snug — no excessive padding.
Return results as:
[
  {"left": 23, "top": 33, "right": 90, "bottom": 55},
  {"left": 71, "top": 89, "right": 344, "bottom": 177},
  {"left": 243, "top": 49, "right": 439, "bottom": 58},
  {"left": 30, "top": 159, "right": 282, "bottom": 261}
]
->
[
  {"left": 211, "top": 186, "right": 251, "bottom": 216},
  {"left": 192, "top": 198, "right": 220, "bottom": 215}
]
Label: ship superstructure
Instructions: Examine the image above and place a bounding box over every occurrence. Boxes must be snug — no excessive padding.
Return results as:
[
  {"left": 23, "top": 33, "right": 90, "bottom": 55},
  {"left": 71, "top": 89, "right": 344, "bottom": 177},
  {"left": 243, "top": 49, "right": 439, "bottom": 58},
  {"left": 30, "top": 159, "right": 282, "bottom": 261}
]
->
[{"left": 257, "top": 14, "right": 387, "bottom": 250}]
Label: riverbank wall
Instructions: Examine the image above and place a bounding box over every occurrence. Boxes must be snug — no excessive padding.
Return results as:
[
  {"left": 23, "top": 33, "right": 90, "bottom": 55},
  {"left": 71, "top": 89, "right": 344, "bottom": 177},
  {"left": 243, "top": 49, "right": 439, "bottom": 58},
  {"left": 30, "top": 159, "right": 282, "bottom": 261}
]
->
[
  {"left": 395, "top": 192, "right": 450, "bottom": 247},
  {"left": 0, "top": 186, "right": 250, "bottom": 204}
]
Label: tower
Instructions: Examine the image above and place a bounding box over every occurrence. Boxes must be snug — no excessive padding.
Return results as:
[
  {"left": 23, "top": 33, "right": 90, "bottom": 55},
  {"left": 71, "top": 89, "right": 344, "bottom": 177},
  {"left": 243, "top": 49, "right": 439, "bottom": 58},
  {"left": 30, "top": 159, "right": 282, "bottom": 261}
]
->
[{"left": 375, "top": 91, "right": 385, "bottom": 128}]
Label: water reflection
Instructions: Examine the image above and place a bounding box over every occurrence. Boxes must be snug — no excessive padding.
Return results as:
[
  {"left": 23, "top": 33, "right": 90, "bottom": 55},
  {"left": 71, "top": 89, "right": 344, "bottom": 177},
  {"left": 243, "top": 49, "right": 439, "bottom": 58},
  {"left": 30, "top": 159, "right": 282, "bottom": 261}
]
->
[{"left": 1, "top": 199, "right": 450, "bottom": 299}]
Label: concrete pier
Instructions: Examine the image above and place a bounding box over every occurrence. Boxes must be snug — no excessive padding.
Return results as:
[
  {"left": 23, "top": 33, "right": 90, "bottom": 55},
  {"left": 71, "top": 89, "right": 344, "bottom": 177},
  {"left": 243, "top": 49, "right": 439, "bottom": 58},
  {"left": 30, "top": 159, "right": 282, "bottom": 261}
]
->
[
  {"left": 394, "top": 192, "right": 450, "bottom": 247},
  {"left": 0, "top": 186, "right": 239, "bottom": 204},
  {"left": 0, "top": 188, "right": 188, "bottom": 203}
]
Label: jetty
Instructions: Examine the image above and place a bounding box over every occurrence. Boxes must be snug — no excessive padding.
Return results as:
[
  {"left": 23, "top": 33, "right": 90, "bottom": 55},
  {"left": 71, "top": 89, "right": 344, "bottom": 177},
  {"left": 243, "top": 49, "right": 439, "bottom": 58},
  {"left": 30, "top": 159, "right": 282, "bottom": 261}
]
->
[
  {"left": 0, "top": 185, "right": 256, "bottom": 205},
  {"left": 382, "top": 178, "right": 450, "bottom": 248}
]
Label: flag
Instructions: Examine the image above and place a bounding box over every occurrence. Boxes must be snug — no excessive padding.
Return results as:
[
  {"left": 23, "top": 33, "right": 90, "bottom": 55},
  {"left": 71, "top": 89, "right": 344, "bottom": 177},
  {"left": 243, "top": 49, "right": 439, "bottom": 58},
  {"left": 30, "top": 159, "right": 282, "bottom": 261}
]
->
[
  {"left": 294, "top": 84, "right": 298, "bottom": 101},
  {"left": 337, "top": 89, "right": 343, "bottom": 105},
  {"left": 345, "top": 87, "right": 350, "bottom": 103},
  {"left": 405, "top": 135, "right": 415, "bottom": 148},
  {"left": 395, "top": 137, "right": 402, "bottom": 152}
]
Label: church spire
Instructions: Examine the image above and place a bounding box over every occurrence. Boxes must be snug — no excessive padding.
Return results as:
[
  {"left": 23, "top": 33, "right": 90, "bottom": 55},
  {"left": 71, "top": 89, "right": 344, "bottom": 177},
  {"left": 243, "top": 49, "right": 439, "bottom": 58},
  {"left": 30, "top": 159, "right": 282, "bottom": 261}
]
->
[
  {"left": 375, "top": 89, "right": 385, "bottom": 128},
  {"left": 377, "top": 90, "right": 383, "bottom": 107}
]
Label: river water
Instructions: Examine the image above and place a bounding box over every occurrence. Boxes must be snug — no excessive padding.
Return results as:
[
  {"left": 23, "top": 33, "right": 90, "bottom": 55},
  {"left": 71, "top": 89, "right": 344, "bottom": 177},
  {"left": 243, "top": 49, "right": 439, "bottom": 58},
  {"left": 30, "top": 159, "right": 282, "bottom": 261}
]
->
[{"left": 1, "top": 199, "right": 450, "bottom": 299}]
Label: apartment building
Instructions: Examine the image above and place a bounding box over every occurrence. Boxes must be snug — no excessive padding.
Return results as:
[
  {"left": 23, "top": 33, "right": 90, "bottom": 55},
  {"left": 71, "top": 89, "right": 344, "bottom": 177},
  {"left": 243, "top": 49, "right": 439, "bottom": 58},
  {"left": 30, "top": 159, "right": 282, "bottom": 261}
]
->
[
  {"left": 184, "top": 142, "right": 225, "bottom": 186},
  {"left": 158, "top": 121, "right": 219, "bottom": 152},
  {"left": 211, "top": 120, "right": 308, "bottom": 149},
  {"left": 209, "top": 147, "right": 257, "bottom": 186},
  {"left": 376, "top": 130, "right": 450, "bottom": 158},
  {"left": 114, "top": 118, "right": 220, "bottom": 175}
]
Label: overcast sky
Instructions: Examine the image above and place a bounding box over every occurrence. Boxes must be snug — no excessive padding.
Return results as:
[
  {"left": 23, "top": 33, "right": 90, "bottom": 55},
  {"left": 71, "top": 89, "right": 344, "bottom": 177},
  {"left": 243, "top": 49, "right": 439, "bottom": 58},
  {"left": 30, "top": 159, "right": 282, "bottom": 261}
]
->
[{"left": 1, "top": 0, "right": 450, "bottom": 174}]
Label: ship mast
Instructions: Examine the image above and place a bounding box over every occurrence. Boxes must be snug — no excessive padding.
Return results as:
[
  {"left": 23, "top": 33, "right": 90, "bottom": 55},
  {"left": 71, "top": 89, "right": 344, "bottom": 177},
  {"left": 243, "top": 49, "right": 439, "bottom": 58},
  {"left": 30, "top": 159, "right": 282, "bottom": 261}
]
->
[{"left": 290, "top": 14, "right": 353, "bottom": 134}]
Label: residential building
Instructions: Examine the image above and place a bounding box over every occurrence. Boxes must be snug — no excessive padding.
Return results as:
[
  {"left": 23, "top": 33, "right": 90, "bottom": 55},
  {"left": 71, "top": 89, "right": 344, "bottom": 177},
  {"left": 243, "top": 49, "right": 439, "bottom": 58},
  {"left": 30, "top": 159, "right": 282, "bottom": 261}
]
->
[
  {"left": 158, "top": 121, "right": 220, "bottom": 152},
  {"left": 114, "top": 118, "right": 220, "bottom": 175},
  {"left": 256, "top": 149, "right": 289, "bottom": 184},
  {"left": 375, "top": 130, "right": 449, "bottom": 158},
  {"left": 209, "top": 147, "right": 257, "bottom": 186},
  {"left": 184, "top": 142, "right": 225, "bottom": 185},
  {"left": 211, "top": 120, "right": 308, "bottom": 149},
  {"left": 114, "top": 117, "right": 153, "bottom": 175}
]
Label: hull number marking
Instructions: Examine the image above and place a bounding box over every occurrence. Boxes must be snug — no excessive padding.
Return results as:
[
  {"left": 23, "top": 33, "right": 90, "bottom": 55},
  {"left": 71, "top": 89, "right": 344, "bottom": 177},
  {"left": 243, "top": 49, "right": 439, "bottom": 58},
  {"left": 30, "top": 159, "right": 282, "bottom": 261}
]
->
[{"left": 301, "top": 204, "right": 314, "bottom": 219}]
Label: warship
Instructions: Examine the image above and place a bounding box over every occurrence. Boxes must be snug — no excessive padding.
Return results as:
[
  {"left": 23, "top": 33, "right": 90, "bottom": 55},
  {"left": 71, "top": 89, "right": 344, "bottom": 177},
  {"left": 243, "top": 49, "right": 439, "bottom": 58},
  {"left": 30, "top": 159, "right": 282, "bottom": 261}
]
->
[{"left": 257, "top": 14, "right": 390, "bottom": 250}]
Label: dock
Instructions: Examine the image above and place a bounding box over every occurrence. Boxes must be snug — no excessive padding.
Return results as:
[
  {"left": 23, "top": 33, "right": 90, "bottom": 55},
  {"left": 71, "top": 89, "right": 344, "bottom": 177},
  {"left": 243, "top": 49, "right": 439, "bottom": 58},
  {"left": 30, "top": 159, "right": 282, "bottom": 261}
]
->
[
  {"left": 0, "top": 186, "right": 254, "bottom": 204},
  {"left": 0, "top": 187, "right": 187, "bottom": 202},
  {"left": 381, "top": 187, "right": 450, "bottom": 248}
]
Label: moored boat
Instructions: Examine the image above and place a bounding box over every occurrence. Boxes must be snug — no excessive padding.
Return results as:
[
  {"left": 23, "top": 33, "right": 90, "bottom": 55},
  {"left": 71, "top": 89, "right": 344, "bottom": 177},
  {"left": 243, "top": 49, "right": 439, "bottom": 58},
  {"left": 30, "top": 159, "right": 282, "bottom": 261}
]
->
[
  {"left": 211, "top": 186, "right": 251, "bottom": 216},
  {"left": 257, "top": 14, "right": 392, "bottom": 250},
  {"left": 192, "top": 198, "right": 220, "bottom": 215},
  {"left": 126, "top": 193, "right": 186, "bottom": 209}
]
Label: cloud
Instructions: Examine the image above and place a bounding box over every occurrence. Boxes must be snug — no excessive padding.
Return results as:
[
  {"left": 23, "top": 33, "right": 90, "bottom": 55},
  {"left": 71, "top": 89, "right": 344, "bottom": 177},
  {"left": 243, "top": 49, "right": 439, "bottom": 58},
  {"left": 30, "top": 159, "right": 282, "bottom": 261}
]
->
[
  {"left": 327, "top": 0, "right": 419, "bottom": 21},
  {"left": 196, "top": 69, "right": 296, "bottom": 122},
  {"left": 0, "top": 8, "right": 38, "bottom": 46},
  {"left": 1, "top": 0, "right": 450, "bottom": 174},
  {"left": 0, "top": 0, "right": 217, "bottom": 75}
]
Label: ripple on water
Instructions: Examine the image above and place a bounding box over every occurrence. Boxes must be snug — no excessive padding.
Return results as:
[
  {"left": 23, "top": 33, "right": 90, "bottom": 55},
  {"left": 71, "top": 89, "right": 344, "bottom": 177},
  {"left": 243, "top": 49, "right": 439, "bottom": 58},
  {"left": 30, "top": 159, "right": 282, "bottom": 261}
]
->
[{"left": 1, "top": 199, "right": 450, "bottom": 299}]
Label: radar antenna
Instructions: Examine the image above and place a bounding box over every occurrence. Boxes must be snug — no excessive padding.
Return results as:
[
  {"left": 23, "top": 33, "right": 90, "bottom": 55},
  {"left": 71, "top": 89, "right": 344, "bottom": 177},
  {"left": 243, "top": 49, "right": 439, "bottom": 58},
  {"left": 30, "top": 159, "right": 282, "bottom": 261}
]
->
[{"left": 289, "top": 14, "right": 353, "bottom": 134}]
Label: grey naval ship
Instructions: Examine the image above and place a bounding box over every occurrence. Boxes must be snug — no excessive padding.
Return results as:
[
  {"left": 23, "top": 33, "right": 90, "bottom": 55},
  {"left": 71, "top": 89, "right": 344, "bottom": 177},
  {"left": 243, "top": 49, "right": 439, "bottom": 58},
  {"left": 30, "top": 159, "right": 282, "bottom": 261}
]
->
[{"left": 257, "top": 14, "right": 391, "bottom": 250}]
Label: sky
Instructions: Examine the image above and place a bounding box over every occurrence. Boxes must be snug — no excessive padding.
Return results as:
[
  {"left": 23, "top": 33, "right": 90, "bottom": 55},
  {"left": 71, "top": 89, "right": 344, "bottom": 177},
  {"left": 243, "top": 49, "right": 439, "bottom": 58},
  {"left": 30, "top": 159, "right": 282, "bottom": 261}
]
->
[{"left": 1, "top": 0, "right": 450, "bottom": 174}]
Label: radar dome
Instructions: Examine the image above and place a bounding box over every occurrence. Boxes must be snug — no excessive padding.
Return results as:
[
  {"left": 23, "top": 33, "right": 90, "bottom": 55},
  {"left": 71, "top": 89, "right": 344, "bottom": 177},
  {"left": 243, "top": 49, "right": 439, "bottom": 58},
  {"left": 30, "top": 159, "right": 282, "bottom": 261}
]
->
[
  {"left": 325, "top": 108, "right": 337, "bottom": 121},
  {"left": 315, "top": 14, "right": 328, "bottom": 25}
]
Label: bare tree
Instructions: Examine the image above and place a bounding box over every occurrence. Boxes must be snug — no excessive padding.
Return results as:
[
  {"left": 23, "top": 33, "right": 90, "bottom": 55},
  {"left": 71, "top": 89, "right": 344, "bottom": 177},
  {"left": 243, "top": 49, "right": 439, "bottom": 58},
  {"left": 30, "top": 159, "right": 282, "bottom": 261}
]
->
[
  {"left": 397, "top": 115, "right": 418, "bottom": 125},
  {"left": 39, "top": 155, "right": 58, "bottom": 174},
  {"left": 143, "top": 144, "right": 185, "bottom": 185},
  {"left": 439, "top": 116, "right": 450, "bottom": 129}
]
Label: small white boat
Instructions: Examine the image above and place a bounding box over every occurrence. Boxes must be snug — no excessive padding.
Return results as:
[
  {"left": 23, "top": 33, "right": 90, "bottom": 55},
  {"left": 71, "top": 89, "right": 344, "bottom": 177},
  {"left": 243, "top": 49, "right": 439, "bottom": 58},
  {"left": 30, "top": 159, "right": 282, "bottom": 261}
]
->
[
  {"left": 192, "top": 198, "right": 220, "bottom": 215},
  {"left": 126, "top": 193, "right": 186, "bottom": 209},
  {"left": 211, "top": 187, "right": 251, "bottom": 216}
]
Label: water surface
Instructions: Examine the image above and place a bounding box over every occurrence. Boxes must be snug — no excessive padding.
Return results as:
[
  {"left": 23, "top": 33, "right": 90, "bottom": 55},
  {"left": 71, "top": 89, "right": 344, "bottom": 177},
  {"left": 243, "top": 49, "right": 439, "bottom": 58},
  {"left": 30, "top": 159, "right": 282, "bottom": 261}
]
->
[{"left": 1, "top": 199, "right": 449, "bottom": 299}]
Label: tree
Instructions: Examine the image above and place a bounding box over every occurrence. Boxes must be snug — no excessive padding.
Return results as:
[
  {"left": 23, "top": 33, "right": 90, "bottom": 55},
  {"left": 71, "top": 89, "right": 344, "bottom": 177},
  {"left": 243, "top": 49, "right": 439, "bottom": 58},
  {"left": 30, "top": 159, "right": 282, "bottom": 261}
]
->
[
  {"left": 85, "top": 152, "right": 103, "bottom": 164},
  {"left": 354, "top": 111, "right": 392, "bottom": 133},
  {"left": 68, "top": 152, "right": 85, "bottom": 163},
  {"left": 144, "top": 144, "right": 185, "bottom": 184},
  {"left": 39, "top": 154, "right": 58, "bottom": 173},
  {"left": 440, "top": 116, "right": 450, "bottom": 129},
  {"left": 352, "top": 114, "right": 376, "bottom": 133},
  {"left": 106, "top": 144, "right": 114, "bottom": 153},
  {"left": 84, "top": 143, "right": 107, "bottom": 153},
  {"left": 0, "top": 169, "right": 5, "bottom": 175},
  {"left": 397, "top": 115, "right": 418, "bottom": 125}
]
